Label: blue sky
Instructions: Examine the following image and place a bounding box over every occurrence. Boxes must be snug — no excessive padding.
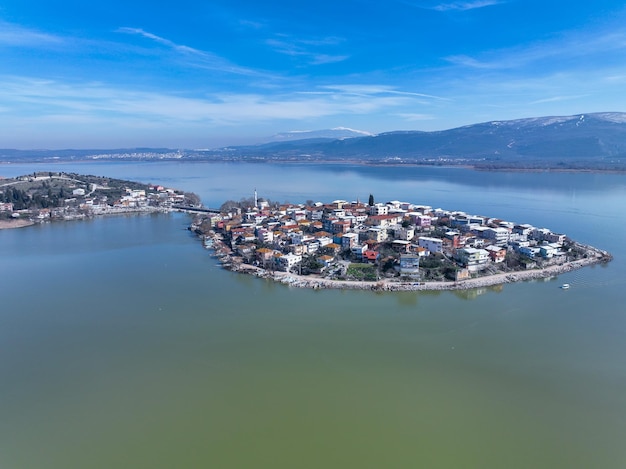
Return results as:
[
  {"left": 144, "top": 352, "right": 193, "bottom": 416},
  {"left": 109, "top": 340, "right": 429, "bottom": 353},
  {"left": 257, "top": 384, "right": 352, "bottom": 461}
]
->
[{"left": 2, "top": 0, "right": 626, "bottom": 149}]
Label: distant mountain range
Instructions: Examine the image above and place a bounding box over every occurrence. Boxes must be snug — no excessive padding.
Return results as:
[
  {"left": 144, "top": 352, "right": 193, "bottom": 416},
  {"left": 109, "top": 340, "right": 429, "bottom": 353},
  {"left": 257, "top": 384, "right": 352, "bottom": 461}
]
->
[
  {"left": 267, "top": 127, "right": 374, "bottom": 142},
  {"left": 208, "top": 112, "right": 626, "bottom": 169},
  {"left": 2, "top": 113, "right": 626, "bottom": 170}
]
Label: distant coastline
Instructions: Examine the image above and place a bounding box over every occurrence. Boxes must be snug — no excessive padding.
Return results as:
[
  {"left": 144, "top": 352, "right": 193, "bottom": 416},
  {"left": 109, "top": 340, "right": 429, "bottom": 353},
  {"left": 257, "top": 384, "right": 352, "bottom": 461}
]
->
[{"left": 2, "top": 158, "right": 625, "bottom": 175}]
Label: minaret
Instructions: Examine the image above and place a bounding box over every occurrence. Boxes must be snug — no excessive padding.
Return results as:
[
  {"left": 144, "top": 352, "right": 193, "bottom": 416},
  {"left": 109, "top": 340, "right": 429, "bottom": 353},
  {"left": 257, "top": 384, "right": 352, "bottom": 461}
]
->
[{"left": 254, "top": 188, "right": 258, "bottom": 209}]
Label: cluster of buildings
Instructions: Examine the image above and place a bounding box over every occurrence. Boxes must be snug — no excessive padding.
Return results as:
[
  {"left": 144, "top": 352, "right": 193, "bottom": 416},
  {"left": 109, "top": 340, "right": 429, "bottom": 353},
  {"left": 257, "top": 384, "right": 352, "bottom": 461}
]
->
[
  {"left": 198, "top": 195, "right": 571, "bottom": 279},
  {"left": 1, "top": 178, "right": 189, "bottom": 221}
]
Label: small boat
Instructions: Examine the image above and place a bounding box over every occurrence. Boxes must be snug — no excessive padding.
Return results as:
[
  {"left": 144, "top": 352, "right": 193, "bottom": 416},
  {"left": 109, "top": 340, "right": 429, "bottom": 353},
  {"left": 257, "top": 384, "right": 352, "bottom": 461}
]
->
[{"left": 560, "top": 283, "right": 570, "bottom": 289}]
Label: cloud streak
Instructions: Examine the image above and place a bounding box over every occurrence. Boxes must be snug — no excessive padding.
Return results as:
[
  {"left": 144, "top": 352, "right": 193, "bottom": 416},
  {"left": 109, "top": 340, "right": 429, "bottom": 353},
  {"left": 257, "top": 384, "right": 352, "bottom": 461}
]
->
[
  {"left": 432, "top": 0, "right": 504, "bottom": 11},
  {"left": 444, "top": 27, "right": 626, "bottom": 70},
  {"left": 0, "top": 20, "right": 64, "bottom": 46},
  {"left": 320, "top": 84, "right": 450, "bottom": 101},
  {"left": 266, "top": 36, "right": 349, "bottom": 65},
  {"left": 0, "top": 76, "right": 435, "bottom": 126},
  {"left": 117, "top": 27, "right": 271, "bottom": 77}
]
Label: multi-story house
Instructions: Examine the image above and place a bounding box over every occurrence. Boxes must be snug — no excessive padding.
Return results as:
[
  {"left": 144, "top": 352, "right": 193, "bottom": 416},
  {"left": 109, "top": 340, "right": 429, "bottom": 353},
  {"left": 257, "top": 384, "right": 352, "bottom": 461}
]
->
[
  {"left": 544, "top": 232, "right": 566, "bottom": 244},
  {"left": 455, "top": 247, "right": 490, "bottom": 271},
  {"left": 276, "top": 253, "right": 302, "bottom": 272},
  {"left": 369, "top": 204, "right": 388, "bottom": 216},
  {"left": 366, "top": 227, "right": 388, "bottom": 243},
  {"left": 513, "top": 224, "right": 534, "bottom": 237},
  {"left": 398, "top": 254, "right": 420, "bottom": 277},
  {"left": 418, "top": 236, "right": 443, "bottom": 254},
  {"left": 483, "top": 227, "right": 510, "bottom": 247},
  {"left": 485, "top": 245, "right": 506, "bottom": 263},
  {"left": 342, "top": 232, "right": 359, "bottom": 250},
  {"left": 255, "top": 228, "right": 274, "bottom": 244},
  {"left": 519, "top": 246, "right": 540, "bottom": 259},
  {"left": 395, "top": 226, "right": 415, "bottom": 241},
  {"left": 531, "top": 228, "right": 551, "bottom": 241},
  {"left": 351, "top": 244, "right": 367, "bottom": 259}
]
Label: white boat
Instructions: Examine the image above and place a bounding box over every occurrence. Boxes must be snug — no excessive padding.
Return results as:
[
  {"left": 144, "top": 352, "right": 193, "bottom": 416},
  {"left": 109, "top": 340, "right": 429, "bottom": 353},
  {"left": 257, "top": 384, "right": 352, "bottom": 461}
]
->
[{"left": 560, "top": 283, "right": 570, "bottom": 289}]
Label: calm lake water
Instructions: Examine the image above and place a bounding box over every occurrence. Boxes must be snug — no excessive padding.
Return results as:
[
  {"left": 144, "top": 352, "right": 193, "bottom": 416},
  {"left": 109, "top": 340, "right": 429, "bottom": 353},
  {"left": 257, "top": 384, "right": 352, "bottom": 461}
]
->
[{"left": 1, "top": 162, "right": 626, "bottom": 468}]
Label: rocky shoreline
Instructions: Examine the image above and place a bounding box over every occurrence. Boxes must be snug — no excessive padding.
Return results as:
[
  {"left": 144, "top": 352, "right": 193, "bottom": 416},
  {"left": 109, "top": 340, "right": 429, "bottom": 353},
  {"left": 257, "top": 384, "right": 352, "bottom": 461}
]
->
[{"left": 201, "top": 230, "right": 612, "bottom": 292}]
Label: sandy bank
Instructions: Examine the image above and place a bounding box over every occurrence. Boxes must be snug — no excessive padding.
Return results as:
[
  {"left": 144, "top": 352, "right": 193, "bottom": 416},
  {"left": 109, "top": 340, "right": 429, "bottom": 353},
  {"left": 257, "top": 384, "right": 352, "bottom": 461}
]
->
[{"left": 0, "top": 219, "right": 35, "bottom": 230}]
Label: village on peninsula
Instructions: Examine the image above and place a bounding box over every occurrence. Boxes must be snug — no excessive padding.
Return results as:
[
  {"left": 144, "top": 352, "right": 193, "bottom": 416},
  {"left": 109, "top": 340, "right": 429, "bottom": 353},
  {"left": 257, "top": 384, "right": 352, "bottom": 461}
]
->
[
  {"left": 0, "top": 172, "right": 611, "bottom": 291},
  {"left": 190, "top": 191, "right": 612, "bottom": 291}
]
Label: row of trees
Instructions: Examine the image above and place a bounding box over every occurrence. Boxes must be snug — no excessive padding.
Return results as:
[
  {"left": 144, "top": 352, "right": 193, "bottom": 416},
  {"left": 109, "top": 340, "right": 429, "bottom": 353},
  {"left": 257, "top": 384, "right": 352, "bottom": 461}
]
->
[{"left": 1, "top": 187, "right": 68, "bottom": 210}]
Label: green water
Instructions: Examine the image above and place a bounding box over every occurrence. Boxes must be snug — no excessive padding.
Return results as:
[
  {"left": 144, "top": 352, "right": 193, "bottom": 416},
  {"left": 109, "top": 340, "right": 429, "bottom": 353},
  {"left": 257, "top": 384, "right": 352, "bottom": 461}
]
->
[{"left": 1, "top": 163, "right": 625, "bottom": 468}]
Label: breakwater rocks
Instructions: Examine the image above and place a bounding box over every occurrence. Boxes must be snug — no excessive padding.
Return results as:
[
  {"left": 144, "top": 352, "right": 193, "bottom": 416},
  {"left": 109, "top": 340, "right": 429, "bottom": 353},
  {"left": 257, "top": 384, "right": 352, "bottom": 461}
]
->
[{"left": 197, "top": 229, "right": 611, "bottom": 292}]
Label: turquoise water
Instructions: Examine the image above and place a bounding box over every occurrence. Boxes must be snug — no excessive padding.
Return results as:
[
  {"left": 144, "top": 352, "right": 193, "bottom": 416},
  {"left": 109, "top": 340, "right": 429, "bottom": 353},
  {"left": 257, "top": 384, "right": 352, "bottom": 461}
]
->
[{"left": 1, "top": 162, "right": 625, "bottom": 468}]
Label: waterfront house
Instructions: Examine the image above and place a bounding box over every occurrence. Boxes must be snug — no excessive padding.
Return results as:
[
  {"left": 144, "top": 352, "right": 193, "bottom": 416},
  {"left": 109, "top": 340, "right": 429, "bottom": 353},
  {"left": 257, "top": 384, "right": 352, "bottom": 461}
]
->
[
  {"left": 255, "top": 248, "right": 275, "bottom": 264},
  {"left": 398, "top": 254, "right": 420, "bottom": 278},
  {"left": 455, "top": 247, "right": 490, "bottom": 271},
  {"left": 276, "top": 253, "right": 302, "bottom": 272},
  {"left": 519, "top": 246, "right": 540, "bottom": 259}
]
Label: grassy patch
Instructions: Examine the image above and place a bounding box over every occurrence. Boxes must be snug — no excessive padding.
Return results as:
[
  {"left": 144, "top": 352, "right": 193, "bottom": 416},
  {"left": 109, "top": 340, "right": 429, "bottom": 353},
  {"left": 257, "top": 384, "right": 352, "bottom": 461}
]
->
[{"left": 346, "top": 263, "right": 378, "bottom": 281}]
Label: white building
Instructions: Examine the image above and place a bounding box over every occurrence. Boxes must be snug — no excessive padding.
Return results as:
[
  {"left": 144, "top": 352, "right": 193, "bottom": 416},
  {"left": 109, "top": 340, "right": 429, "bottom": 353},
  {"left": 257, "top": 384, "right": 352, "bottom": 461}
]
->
[
  {"left": 483, "top": 227, "right": 510, "bottom": 247},
  {"left": 276, "top": 253, "right": 302, "bottom": 272},
  {"left": 398, "top": 254, "right": 420, "bottom": 277},
  {"left": 418, "top": 236, "right": 443, "bottom": 254},
  {"left": 369, "top": 204, "right": 388, "bottom": 216},
  {"left": 455, "top": 247, "right": 490, "bottom": 271},
  {"left": 395, "top": 226, "right": 415, "bottom": 241}
]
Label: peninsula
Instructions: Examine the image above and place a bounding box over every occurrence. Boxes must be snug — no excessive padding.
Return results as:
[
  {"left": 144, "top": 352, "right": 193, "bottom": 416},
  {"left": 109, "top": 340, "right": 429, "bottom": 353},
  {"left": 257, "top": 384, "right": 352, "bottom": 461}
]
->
[
  {"left": 0, "top": 172, "right": 200, "bottom": 229},
  {"left": 190, "top": 195, "right": 612, "bottom": 291}
]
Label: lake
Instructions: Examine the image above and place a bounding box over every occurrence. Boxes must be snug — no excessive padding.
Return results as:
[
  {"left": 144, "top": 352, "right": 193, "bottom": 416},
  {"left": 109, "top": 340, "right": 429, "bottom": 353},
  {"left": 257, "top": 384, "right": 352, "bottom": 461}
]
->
[{"left": 1, "top": 161, "right": 626, "bottom": 468}]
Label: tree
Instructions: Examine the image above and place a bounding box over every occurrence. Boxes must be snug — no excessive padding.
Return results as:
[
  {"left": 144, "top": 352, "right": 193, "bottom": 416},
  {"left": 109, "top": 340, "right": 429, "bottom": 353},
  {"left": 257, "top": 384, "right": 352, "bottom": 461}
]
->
[
  {"left": 368, "top": 194, "right": 374, "bottom": 206},
  {"left": 219, "top": 200, "right": 240, "bottom": 212}
]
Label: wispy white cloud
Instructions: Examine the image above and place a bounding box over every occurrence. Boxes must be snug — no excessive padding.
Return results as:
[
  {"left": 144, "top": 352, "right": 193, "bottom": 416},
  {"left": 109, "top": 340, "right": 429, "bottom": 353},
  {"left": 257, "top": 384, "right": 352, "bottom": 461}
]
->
[
  {"left": 320, "top": 84, "right": 450, "bottom": 101},
  {"left": 0, "top": 76, "right": 433, "bottom": 127},
  {"left": 117, "top": 27, "right": 202, "bottom": 55},
  {"left": 0, "top": 20, "right": 64, "bottom": 46},
  {"left": 529, "top": 95, "right": 589, "bottom": 105},
  {"left": 396, "top": 113, "right": 436, "bottom": 121},
  {"left": 266, "top": 36, "right": 349, "bottom": 65},
  {"left": 117, "top": 27, "right": 272, "bottom": 77},
  {"left": 396, "top": 0, "right": 504, "bottom": 11},
  {"left": 444, "top": 27, "right": 626, "bottom": 70},
  {"left": 432, "top": 0, "right": 504, "bottom": 11}
]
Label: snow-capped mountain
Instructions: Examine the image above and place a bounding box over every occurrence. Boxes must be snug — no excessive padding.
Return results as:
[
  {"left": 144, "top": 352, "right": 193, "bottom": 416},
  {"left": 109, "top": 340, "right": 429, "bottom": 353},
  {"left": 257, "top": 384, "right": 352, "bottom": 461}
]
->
[
  {"left": 212, "top": 112, "right": 626, "bottom": 170},
  {"left": 268, "top": 127, "right": 374, "bottom": 142}
]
